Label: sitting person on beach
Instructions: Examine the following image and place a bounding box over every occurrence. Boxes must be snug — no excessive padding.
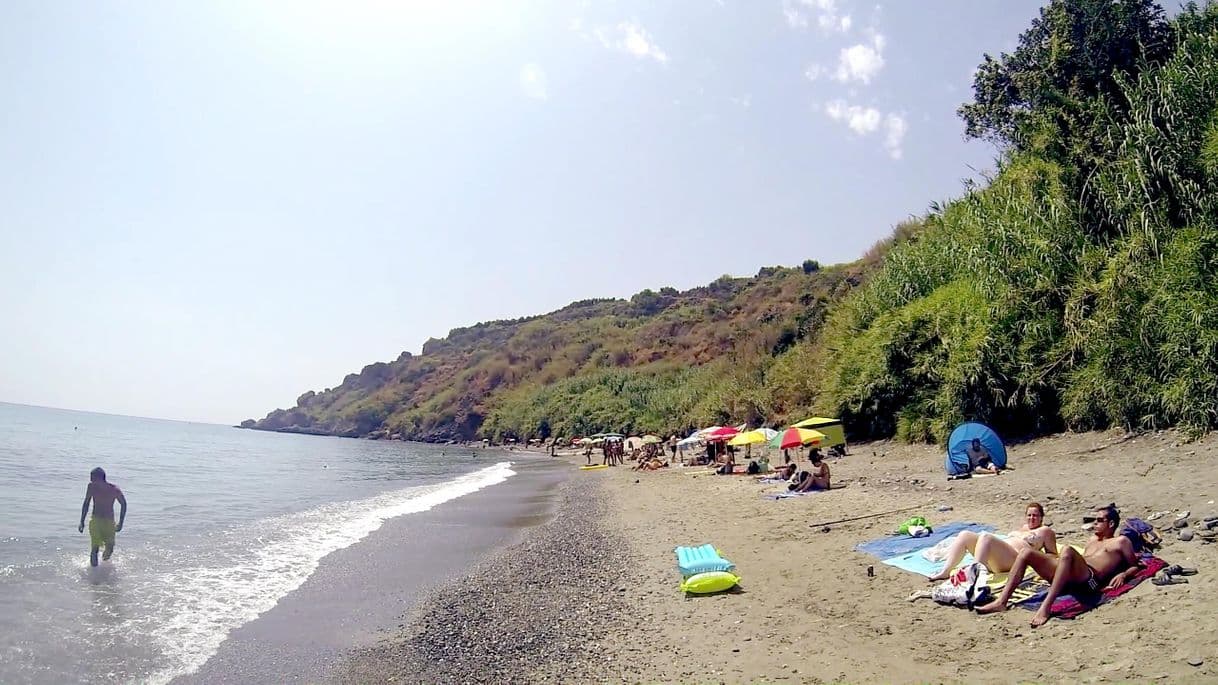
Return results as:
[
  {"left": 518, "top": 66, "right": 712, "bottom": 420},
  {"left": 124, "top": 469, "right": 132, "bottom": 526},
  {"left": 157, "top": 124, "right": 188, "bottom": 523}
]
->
[
  {"left": 928, "top": 502, "right": 1057, "bottom": 581},
  {"left": 759, "top": 462, "right": 796, "bottom": 482},
  {"left": 977, "top": 504, "right": 1142, "bottom": 627},
  {"left": 967, "top": 438, "right": 1001, "bottom": 475},
  {"left": 791, "top": 450, "right": 830, "bottom": 491},
  {"left": 716, "top": 451, "right": 736, "bottom": 475}
]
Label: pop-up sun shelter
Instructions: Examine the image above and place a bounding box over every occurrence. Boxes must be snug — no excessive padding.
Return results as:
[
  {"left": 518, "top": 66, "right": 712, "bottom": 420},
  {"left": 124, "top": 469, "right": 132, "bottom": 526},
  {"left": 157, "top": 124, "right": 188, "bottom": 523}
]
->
[
  {"left": 945, "top": 422, "right": 1007, "bottom": 476},
  {"left": 790, "top": 417, "right": 847, "bottom": 451}
]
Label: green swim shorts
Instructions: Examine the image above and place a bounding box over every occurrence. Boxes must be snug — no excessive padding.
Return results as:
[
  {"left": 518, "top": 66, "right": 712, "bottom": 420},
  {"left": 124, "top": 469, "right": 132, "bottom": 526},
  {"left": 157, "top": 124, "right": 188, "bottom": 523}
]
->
[{"left": 89, "top": 518, "right": 116, "bottom": 548}]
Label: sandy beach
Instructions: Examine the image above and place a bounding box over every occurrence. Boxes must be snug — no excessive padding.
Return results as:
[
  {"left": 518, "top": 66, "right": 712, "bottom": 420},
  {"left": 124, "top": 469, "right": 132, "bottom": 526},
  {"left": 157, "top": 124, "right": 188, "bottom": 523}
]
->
[{"left": 341, "top": 430, "right": 1217, "bottom": 683}]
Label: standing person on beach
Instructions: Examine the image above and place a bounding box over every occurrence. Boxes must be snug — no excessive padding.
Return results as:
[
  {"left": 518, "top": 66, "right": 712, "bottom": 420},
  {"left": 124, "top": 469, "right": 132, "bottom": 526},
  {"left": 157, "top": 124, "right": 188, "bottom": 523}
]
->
[{"left": 78, "top": 467, "right": 127, "bottom": 567}]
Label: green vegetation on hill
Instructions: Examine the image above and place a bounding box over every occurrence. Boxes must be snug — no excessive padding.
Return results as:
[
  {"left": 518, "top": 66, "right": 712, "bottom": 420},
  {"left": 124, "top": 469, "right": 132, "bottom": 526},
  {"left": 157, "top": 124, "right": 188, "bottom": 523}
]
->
[
  {"left": 251, "top": 1, "right": 1218, "bottom": 445},
  {"left": 249, "top": 262, "right": 870, "bottom": 440},
  {"left": 811, "top": 0, "right": 1218, "bottom": 442}
]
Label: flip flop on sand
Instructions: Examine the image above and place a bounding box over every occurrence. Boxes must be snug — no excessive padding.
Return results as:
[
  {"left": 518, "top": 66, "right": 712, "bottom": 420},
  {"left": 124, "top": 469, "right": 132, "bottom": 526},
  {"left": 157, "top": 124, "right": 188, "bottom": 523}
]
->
[
  {"left": 1164, "top": 565, "right": 1199, "bottom": 576},
  {"left": 1152, "top": 571, "right": 1188, "bottom": 586}
]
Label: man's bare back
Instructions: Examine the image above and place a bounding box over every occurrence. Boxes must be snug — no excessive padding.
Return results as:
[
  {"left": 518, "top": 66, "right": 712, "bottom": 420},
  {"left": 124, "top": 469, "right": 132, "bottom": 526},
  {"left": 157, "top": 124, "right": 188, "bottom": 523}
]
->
[{"left": 87, "top": 481, "right": 124, "bottom": 520}]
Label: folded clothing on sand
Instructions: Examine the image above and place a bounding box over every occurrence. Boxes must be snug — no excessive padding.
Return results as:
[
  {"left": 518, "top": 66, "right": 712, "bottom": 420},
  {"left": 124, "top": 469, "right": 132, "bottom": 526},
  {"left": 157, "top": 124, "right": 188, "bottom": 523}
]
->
[{"left": 1020, "top": 554, "right": 1166, "bottom": 618}]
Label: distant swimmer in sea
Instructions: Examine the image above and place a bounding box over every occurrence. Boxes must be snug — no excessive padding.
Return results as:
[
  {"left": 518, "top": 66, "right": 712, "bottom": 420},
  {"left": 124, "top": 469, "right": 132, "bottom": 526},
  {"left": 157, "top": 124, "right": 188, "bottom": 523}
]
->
[{"left": 78, "top": 467, "right": 127, "bottom": 567}]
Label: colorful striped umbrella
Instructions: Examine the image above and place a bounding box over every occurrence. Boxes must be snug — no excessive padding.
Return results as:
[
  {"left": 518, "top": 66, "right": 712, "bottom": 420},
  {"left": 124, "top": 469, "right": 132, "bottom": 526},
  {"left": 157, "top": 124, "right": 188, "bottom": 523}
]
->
[{"left": 768, "top": 427, "right": 827, "bottom": 450}]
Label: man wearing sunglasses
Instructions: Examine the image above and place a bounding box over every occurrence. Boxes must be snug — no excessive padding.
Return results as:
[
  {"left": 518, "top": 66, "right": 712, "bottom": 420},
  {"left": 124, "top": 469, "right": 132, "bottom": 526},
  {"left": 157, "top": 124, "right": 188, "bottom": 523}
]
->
[{"left": 977, "top": 503, "right": 1141, "bottom": 627}]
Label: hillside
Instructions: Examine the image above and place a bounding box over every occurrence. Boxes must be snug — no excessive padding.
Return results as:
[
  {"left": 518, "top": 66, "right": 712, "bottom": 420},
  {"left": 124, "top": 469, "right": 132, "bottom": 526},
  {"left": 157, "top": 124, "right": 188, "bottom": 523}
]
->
[
  {"left": 245, "top": 260, "right": 874, "bottom": 441},
  {"left": 251, "top": 1, "right": 1218, "bottom": 446}
]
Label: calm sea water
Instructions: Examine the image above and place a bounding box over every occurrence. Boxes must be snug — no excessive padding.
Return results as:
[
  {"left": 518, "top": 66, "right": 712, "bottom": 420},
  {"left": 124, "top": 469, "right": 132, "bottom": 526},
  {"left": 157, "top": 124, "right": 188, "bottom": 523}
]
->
[{"left": 0, "top": 403, "right": 514, "bottom": 685}]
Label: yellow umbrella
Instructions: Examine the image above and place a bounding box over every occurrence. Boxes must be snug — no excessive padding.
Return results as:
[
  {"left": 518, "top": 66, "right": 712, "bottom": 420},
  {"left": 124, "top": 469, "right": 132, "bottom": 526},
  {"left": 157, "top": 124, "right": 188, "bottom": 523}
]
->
[
  {"left": 791, "top": 417, "right": 839, "bottom": 428},
  {"left": 728, "top": 429, "right": 768, "bottom": 446},
  {"left": 641, "top": 435, "right": 662, "bottom": 444}
]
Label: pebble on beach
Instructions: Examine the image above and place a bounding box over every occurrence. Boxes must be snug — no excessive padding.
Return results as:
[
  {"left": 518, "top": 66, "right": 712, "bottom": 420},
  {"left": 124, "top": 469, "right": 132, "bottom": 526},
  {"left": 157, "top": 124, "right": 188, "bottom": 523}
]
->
[{"left": 334, "top": 477, "right": 636, "bottom": 685}]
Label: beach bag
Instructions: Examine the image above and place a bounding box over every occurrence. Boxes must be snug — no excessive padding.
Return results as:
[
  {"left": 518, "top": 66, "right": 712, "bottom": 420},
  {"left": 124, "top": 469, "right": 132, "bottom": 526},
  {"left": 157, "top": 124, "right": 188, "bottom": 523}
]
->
[
  {"left": 1121, "top": 517, "right": 1160, "bottom": 552},
  {"left": 931, "top": 562, "right": 990, "bottom": 608}
]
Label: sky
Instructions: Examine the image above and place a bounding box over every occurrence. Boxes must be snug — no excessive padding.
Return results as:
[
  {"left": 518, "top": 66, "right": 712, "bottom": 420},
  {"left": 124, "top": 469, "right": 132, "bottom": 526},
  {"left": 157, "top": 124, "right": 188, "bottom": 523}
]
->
[{"left": 0, "top": 0, "right": 1050, "bottom": 425}]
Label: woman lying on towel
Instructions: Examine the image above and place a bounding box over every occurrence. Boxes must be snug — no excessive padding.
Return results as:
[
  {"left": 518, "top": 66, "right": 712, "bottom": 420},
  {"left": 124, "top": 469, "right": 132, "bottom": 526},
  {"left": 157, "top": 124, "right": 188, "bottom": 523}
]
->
[{"left": 927, "top": 502, "right": 1057, "bottom": 582}]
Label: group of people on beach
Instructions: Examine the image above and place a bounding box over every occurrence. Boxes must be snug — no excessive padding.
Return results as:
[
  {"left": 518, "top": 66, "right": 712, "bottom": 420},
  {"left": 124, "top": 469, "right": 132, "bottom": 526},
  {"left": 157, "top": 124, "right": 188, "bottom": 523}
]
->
[
  {"left": 927, "top": 501, "right": 1143, "bottom": 627},
  {"left": 754, "top": 448, "right": 831, "bottom": 490}
]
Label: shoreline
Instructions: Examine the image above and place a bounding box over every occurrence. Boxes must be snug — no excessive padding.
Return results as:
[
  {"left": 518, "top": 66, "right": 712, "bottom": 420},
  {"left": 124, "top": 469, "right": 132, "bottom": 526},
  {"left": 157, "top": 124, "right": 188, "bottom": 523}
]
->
[
  {"left": 181, "top": 428, "right": 1218, "bottom": 683},
  {"left": 171, "top": 455, "right": 568, "bottom": 685},
  {"left": 332, "top": 465, "right": 639, "bottom": 684}
]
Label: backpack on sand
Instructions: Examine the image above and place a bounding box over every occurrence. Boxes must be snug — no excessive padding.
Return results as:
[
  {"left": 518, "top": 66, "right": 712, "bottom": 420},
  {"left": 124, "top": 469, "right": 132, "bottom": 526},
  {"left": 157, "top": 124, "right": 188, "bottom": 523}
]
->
[{"left": 931, "top": 562, "right": 991, "bottom": 608}]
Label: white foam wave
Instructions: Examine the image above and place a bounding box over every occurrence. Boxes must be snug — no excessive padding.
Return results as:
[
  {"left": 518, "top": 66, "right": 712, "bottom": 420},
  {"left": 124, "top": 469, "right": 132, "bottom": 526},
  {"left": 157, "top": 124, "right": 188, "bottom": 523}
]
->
[{"left": 143, "top": 461, "right": 515, "bottom": 684}]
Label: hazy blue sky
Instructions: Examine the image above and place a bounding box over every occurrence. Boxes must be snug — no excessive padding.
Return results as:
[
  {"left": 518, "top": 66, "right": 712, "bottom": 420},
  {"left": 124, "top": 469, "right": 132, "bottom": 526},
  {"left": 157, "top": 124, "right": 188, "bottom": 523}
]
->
[{"left": 0, "top": 1, "right": 1049, "bottom": 424}]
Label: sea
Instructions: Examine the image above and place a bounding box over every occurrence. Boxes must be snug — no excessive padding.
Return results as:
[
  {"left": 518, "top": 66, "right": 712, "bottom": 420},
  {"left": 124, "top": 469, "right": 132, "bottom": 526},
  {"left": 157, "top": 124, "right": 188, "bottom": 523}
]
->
[{"left": 0, "top": 402, "right": 518, "bottom": 684}]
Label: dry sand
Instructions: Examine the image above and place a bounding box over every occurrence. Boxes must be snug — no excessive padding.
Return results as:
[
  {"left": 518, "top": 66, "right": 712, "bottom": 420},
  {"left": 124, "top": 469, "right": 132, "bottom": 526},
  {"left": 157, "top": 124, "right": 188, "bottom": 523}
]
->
[{"left": 573, "top": 429, "right": 1218, "bottom": 683}]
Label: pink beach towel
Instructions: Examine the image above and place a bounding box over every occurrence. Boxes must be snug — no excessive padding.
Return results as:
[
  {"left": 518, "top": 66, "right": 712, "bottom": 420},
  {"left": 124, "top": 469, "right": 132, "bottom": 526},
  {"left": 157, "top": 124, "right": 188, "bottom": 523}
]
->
[{"left": 1023, "top": 555, "right": 1166, "bottom": 619}]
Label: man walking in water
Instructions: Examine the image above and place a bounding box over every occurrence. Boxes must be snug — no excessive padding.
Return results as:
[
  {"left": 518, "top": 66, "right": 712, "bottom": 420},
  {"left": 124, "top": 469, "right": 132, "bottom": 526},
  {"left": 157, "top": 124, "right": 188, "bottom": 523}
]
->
[{"left": 78, "top": 467, "right": 127, "bottom": 567}]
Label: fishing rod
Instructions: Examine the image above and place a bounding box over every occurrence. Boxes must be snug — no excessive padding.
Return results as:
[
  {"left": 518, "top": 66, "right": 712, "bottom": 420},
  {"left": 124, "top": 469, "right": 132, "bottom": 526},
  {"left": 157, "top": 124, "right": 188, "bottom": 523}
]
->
[{"left": 810, "top": 503, "right": 927, "bottom": 529}]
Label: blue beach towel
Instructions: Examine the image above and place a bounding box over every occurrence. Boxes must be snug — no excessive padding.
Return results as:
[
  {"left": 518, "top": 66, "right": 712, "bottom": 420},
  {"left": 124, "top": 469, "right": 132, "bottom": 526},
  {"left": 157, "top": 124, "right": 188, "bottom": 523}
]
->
[
  {"left": 675, "top": 544, "right": 735, "bottom": 577},
  {"left": 882, "top": 550, "right": 978, "bottom": 577},
  {"left": 855, "top": 521, "right": 993, "bottom": 560}
]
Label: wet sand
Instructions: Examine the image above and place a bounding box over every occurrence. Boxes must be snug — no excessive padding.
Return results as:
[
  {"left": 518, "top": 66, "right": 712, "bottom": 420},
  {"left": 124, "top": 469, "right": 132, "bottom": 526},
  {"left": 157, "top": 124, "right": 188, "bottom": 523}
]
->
[
  {"left": 172, "top": 456, "right": 567, "bottom": 684},
  {"left": 333, "top": 468, "right": 636, "bottom": 684}
]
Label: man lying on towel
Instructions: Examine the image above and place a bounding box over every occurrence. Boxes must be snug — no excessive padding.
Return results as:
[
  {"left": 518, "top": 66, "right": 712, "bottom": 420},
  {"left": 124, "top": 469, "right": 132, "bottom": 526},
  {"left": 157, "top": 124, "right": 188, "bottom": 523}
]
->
[{"left": 977, "top": 503, "right": 1142, "bottom": 628}]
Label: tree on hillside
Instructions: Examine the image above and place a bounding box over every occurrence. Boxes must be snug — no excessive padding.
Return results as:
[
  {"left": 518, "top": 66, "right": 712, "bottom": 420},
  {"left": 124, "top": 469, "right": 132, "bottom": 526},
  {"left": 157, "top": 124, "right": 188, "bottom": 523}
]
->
[{"left": 959, "top": 0, "right": 1172, "bottom": 152}]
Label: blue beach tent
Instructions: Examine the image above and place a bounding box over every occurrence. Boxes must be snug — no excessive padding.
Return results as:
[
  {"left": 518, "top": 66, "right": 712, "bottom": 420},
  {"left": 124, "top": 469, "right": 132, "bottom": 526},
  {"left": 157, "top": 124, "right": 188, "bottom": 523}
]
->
[{"left": 945, "top": 422, "right": 1007, "bottom": 476}]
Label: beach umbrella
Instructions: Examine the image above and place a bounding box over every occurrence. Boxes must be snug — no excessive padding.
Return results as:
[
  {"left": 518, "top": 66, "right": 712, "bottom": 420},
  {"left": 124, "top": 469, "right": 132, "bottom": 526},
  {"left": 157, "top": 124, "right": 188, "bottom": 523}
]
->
[
  {"left": 755, "top": 427, "right": 779, "bottom": 441},
  {"left": 677, "top": 433, "right": 705, "bottom": 448},
  {"left": 705, "top": 426, "right": 741, "bottom": 441},
  {"left": 625, "top": 436, "right": 643, "bottom": 450},
  {"left": 791, "top": 417, "right": 840, "bottom": 429},
  {"left": 727, "top": 429, "right": 768, "bottom": 447},
  {"left": 769, "top": 427, "right": 826, "bottom": 450},
  {"left": 641, "top": 435, "right": 662, "bottom": 444}
]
